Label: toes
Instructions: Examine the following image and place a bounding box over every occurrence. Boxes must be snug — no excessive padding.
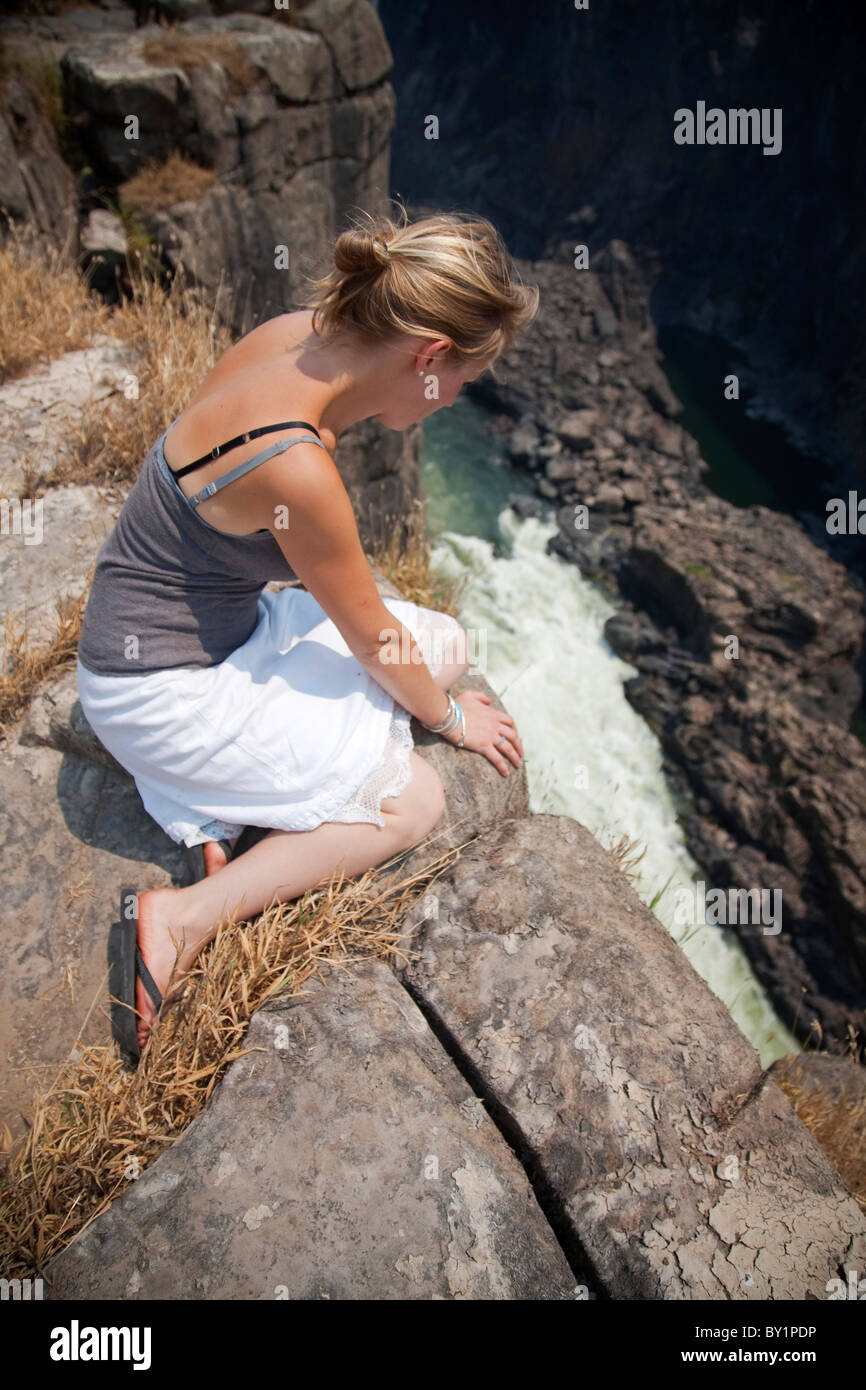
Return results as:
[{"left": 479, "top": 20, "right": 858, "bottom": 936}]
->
[{"left": 202, "top": 842, "right": 229, "bottom": 876}]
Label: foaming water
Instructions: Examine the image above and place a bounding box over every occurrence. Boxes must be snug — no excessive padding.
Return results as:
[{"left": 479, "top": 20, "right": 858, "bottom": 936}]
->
[{"left": 422, "top": 399, "right": 799, "bottom": 1066}]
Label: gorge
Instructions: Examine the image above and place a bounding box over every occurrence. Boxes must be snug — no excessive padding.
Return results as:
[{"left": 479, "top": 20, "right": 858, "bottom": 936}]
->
[{"left": 0, "top": 0, "right": 863, "bottom": 1300}]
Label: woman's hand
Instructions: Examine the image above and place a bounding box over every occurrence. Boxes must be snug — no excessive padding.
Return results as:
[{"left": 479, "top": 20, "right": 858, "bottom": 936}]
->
[{"left": 440, "top": 689, "right": 524, "bottom": 777}]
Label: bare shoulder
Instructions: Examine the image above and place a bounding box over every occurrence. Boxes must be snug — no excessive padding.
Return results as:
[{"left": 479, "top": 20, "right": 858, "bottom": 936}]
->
[
  {"left": 167, "top": 309, "right": 326, "bottom": 469},
  {"left": 256, "top": 434, "right": 344, "bottom": 521},
  {"left": 194, "top": 310, "right": 312, "bottom": 386}
]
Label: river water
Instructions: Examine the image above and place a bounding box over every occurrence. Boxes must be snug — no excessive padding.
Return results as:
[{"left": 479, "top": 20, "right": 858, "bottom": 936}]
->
[{"left": 421, "top": 395, "right": 800, "bottom": 1067}]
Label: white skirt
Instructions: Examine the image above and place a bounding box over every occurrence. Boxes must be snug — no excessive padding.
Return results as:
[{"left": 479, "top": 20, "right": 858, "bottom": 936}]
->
[{"left": 76, "top": 587, "right": 462, "bottom": 848}]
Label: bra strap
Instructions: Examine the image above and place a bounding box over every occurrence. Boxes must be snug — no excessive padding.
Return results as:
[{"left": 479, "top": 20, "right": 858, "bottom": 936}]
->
[{"left": 171, "top": 420, "right": 323, "bottom": 479}]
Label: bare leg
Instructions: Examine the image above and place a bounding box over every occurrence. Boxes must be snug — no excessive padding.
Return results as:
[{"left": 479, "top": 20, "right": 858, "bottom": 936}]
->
[
  {"left": 133, "top": 621, "right": 469, "bottom": 1050},
  {"left": 133, "top": 752, "right": 445, "bottom": 1049}
]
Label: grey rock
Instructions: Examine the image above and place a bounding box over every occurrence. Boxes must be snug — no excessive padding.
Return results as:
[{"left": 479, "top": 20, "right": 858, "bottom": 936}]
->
[
  {"left": 545, "top": 453, "right": 581, "bottom": 483},
  {"left": 0, "top": 57, "right": 79, "bottom": 252},
  {"left": 404, "top": 669, "right": 530, "bottom": 873},
  {"left": 594, "top": 482, "right": 626, "bottom": 512},
  {"left": 594, "top": 308, "right": 617, "bottom": 339},
  {"left": 508, "top": 420, "right": 540, "bottom": 466},
  {"left": 296, "top": 0, "right": 394, "bottom": 94},
  {"left": 44, "top": 959, "right": 579, "bottom": 1300},
  {"left": 234, "top": 25, "right": 337, "bottom": 105},
  {"left": 0, "top": 484, "right": 116, "bottom": 673},
  {"left": 79, "top": 208, "right": 128, "bottom": 257},
  {"left": 0, "top": 336, "right": 137, "bottom": 494},
  {"left": 509, "top": 495, "right": 543, "bottom": 521},
  {"left": 621, "top": 478, "right": 647, "bottom": 505},
  {"left": 392, "top": 815, "right": 866, "bottom": 1299},
  {"left": 556, "top": 409, "right": 602, "bottom": 451},
  {"left": 0, "top": 737, "right": 186, "bottom": 1141},
  {"left": 18, "top": 666, "right": 124, "bottom": 773}
]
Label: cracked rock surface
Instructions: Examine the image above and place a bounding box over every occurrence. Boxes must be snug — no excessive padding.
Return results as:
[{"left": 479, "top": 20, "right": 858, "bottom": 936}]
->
[
  {"left": 44, "top": 960, "right": 581, "bottom": 1301},
  {"left": 392, "top": 814, "right": 866, "bottom": 1299}
]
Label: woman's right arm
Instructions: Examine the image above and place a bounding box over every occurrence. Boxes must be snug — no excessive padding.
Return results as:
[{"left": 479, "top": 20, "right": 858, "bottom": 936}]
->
[
  {"left": 261, "top": 443, "right": 524, "bottom": 774},
  {"left": 261, "top": 444, "right": 455, "bottom": 732}
]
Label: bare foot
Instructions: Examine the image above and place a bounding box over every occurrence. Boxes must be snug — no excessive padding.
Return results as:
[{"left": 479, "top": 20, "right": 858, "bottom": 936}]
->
[{"left": 134, "top": 887, "right": 205, "bottom": 1053}]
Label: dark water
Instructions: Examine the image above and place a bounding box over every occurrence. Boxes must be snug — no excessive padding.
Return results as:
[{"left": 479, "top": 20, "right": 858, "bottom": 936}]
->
[
  {"left": 656, "top": 325, "right": 832, "bottom": 520},
  {"left": 656, "top": 323, "right": 866, "bottom": 747}
]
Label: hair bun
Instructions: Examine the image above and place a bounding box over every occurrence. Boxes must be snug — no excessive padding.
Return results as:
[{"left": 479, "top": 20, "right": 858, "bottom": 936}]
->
[
  {"left": 333, "top": 226, "right": 391, "bottom": 276},
  {"left": 304, "top": 204, "right": 540, "bottom": 359}
]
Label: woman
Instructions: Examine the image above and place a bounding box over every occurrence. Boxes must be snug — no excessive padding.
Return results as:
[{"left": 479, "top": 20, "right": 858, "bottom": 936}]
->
[{"left": 76, "top": 207, "right": 539, "bottom": 1059}]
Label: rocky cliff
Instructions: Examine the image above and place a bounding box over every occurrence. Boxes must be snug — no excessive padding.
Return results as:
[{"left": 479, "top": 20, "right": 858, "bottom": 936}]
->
[
  {"left": 465, "top": 239, "right": 866, "bottom": 1059},
  {"left": 23, "top": 659, "right": 866, "bottom": 1300},
  {"left": 380, "top": 0, "right": 866, "bottom": 495},
  {"left": 1, "top": 0, "right": 864, "bottom": 1300},
  {"left": 0, "top": 0, "right": 419, "bottom": 543}
]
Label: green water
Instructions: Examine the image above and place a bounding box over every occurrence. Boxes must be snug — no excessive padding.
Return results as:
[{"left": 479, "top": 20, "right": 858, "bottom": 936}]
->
[
  {"left": 656, "top": 324, "right": 831, "bottom": 517},
  {"left": 420, "top": 398, "right": 538, "bottom": 544}
]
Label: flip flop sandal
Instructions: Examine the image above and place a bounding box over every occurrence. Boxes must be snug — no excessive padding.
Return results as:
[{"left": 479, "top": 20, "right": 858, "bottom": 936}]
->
[
  {"left": 107, "top": 886, "right": 163, "bottom": 1069},
  {"left": 184, "top": 836, "right": 235, "bottom": 884},
  {"left": 184, "top": 825, "right": 273, "bottom": 882}
]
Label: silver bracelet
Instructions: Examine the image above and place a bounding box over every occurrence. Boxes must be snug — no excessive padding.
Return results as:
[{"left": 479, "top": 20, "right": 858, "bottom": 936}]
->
[
  {"left": 453, "top": 703, "right": 465, "bottom": 748},
  {"left": 422, "top": 692, "right": 457, "bottom": 734},
  {"left": 421, "top": 693, "right": 466, "bottom": 747}
]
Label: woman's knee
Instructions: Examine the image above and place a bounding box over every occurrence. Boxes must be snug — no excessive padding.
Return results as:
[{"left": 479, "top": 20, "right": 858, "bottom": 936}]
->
[
  {"left": 388, "top": 752, "right": 446, "bottom": 843},
  {"left": 430, "top": 617, "right": 471, "bottom": 685}
]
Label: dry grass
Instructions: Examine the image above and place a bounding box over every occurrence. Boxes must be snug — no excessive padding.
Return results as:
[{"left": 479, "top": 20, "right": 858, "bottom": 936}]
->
[
  {"left": 0, "top": 586, "right": 87, "bottom": 746},
  {"left": 774, "top": 1055, "right": 866, "bottom": 1213},
  {"left": 0, "top": 221, "right": 112, "bottom": 384},
  {"left": 117, "top": 150, "right": 219, "bottom": 218},
  {"left": 369, "top": 501, "right": 466, "bottom": 617},
  {"left": 141, "top": 32, "right": 266, "bottom": 100},
  {"left": 18, "top": 252, "right": 236, "bottom": 493},
  {"left": 605, "top": 831, "right": 647, "bottom": 883},
  {"left": 0, "top": 833, "right": 475, "bottom": 1279}
]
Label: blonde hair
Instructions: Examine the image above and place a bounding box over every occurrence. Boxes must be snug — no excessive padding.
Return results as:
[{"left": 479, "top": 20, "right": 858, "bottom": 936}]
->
[{"left": 302, "top": 203, "right": 539, "bottom": 370}]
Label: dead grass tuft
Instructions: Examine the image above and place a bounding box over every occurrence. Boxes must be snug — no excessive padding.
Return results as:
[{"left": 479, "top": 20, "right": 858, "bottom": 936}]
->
[
  {"left": 0, "top": 585, "right": 87, "bottom": 745},
  {"left": 0, "top": 220, "right": 111, "bottom": 384},
  {"left": 0, "top": 833, "right": 476, "bottom": 1279},
  {"left": 117, "top": 149, "right": 219, "bottom": 217},
  {"left": 605, "top": 832, "right": 647, "bottom": 884},
  {"left": 774, "top": 1055, "right": 866, "bottom": 1213},
  {"left": 369, "top": 502, "right": 466, "bottom": 616},
  {"left": 141, "top": 32, "right": 266, "bottom": 100}
]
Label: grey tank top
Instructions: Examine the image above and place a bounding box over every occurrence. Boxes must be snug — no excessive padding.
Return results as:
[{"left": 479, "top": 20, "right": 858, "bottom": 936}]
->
[{"left": 77, "top": 418, "right": 328, "bottom": 678}]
